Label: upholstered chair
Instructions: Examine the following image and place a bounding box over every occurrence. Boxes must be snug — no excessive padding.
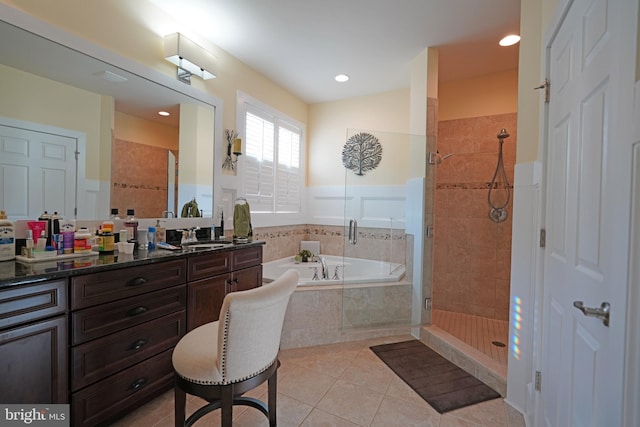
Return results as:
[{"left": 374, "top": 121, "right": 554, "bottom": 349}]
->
[{"left": 172, "top": 269, "right": 299, "bottom": 426}]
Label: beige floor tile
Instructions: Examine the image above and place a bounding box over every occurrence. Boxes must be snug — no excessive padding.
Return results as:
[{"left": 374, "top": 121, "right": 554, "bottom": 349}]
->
[
  {"left": 316, "top": 378, "right": 384, "bottom": 426},
  {"left": 108, "top": 338, "right": 525, "bottom": 427},
  {"left": 442, "top": 397, "right": 508, "bottom": 427},
  {"left": 278, "top": 364, "right": 338, "bottom": 406},
  {"left": 299, "top": 408, "right": 361, "bottom": 427},
  {"left": 370, "top": 395, "right": 440, "bottom": 427}
]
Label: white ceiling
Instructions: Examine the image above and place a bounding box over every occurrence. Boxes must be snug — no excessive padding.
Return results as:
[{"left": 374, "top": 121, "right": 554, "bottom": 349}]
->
[{"left": 150, "top": 0, "right": 521, "bottom": 104}]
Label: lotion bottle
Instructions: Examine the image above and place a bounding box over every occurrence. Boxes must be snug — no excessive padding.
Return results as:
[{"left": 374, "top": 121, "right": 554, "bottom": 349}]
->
[{"left": 0, "top": 210, "right": 15, "bottom": 261}]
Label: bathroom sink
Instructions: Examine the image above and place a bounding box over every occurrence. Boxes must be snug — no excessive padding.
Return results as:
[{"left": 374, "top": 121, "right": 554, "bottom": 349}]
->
[{"left": 183, "top": 242, "right": 233, "bottom": 251}]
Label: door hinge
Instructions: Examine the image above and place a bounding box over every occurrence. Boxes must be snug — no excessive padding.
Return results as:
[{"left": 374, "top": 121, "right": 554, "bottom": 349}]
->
[
  {"left": 426, "top": 225, "right": 434, "bottom": 239},
  {"left": 540, "top": 229, "right": 546, "bottom": 248},
  {"left": 425, "top": 298, "right": 432, "bottom": 310},
  {"left": 535, "top": 371, "right": 542, "bottom": 391},
  {"left": 75, "top": 150, "right": 80, "bottom": 160},
  {"left": 534, "top": 79, "right": 550, "bottom": 102}
]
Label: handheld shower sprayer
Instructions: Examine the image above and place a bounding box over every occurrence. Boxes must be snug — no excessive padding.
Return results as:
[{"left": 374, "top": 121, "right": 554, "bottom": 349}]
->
[{"left": 488, "top": 128, "right": 511, "bottom": 223}]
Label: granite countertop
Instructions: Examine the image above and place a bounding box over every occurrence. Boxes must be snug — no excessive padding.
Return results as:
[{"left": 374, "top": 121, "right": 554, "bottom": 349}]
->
[{"left": 0, "top": 240, "right": 264, "bottom": 289}]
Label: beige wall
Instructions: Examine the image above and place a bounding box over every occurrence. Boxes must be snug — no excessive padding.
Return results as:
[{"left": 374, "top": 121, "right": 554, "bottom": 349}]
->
[
  {"left": 307, "top": 89, "right": 411, "bottom": 186},
  {"left": 114, "top": 112, "right": 178, "bottom": 151},
  {"left": 439, "top": 69, "right": 518, "bottom": 121},
  {"left": 0, "top": 64, "right": 105, "bottom": 181}
]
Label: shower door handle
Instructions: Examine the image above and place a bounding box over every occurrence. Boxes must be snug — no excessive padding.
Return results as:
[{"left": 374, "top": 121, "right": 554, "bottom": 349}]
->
[{"left": 348, "top": 218, "right": 357, "bottom": 245}]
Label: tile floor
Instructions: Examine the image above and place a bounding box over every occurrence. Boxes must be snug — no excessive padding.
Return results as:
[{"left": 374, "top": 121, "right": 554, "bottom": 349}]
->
[
  {"left": 431, "top": 310, "right": 509, "bottom": 366},
  {"left": 112, "top": 335, "right": 524, "bottom": 427}
]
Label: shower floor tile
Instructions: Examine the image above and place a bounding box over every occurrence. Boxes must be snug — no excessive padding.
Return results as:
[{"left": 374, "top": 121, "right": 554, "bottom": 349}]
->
[{"left": 431, "top": 309, "right": 509, "bottom": 366}]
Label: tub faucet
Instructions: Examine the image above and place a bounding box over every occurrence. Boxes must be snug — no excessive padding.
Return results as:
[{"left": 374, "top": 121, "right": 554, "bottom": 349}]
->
[{"left": 320, "top": 256, "right": 329, "bottom": 280}]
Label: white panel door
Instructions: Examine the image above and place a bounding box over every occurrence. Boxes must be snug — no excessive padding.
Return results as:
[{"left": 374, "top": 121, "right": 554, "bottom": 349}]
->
[
  {"left": 0, "top": 124, "right": 77, "bottom": 219},
  {"left": 540, "top": 0, "right": 637, "bottom": 426}
]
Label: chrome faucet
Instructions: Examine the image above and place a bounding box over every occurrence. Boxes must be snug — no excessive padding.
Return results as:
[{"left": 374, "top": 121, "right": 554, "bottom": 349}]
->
[{"left": 320, "top": 256, "right": 329, "bottom": 280}]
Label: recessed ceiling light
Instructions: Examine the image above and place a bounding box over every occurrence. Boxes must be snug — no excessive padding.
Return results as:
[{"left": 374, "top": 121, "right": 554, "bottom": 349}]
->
[
  {"left": 158, "top": 111, "right": 170, "bottom": 116},
  {"left": 335, "top": 74, "right": 350, "bottom": 83},
  {"left": 499, "top": 35, "right": 521, "bottom": 46}
]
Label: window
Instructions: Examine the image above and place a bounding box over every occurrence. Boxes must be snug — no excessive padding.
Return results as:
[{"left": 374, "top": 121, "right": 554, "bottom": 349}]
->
[{"left": 240, "top": 96, "right": 303, "bottom": 214}]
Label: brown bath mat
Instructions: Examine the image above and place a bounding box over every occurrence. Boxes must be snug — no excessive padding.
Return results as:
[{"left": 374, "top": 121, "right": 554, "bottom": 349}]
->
[{"left": 370, "top": 340, "right": 500, "bottom": 413}]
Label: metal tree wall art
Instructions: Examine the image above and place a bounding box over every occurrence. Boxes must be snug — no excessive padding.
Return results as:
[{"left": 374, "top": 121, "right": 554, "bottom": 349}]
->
[{"left": 342, "top": 132, "right": 383, "bottom": 176}]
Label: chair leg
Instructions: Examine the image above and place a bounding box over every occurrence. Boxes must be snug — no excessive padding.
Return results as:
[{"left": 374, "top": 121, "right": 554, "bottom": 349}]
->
[
  {"left": 221, "top": 385, "right": 234, "bottom": 427},
  {"left": 174, "top": 382, "right": 186, "bottom": 427},
  {"left": 268, "top": 368, "right": 277, "bottom": 427}
]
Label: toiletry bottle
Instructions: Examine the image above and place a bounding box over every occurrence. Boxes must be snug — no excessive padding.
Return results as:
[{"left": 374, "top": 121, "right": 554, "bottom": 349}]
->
[
  {"left": 74, "top": 228, "right": 92, "bottom": 253},
  {"left": 154, "top": 219, "right": 166, "bottom": 244},
  {"left": 110, "top": 208, "right": 120, "bottom": 220},
  {"left": 0, "top": 210, "right": 15, "bottom": 261},
  {"left": 147, "top": 227, "right": 156, "bottom": 250},
  {"left": 25, "top": 229, "right": 34, "bottom": 258},
  {"left": 124, "top": 209, "right": 138, "bottom": 243},
  {"left": 59, "top": 218, "right": 75, "bottom": 254},
  {"left": 36, "top": 230, "right": 47, "bottom": 252},
  {"left": 38, "top": 210, "right": 51, "bottom": 246}
]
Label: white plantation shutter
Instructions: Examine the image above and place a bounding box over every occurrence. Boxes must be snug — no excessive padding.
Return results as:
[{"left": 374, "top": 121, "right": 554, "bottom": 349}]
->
[
  {"left": 244, "top": 109, "right": 274, "bottom": 211},
  {"left": 242, "top": 102, "right": 302, "bottom": 213},
  {"left": 276, "top": 124, "right": 301, "bottom": 212}
]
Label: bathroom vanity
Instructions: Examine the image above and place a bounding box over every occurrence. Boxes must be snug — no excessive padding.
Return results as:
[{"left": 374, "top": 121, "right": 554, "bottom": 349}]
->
[{"left": 0, "top": 241, "right": 263, "bottom": 426}]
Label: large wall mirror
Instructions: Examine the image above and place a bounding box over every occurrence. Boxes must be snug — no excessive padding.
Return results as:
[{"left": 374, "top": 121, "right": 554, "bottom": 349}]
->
[{"left": 0, "top": 11, "right": 220, "bottom": 220}]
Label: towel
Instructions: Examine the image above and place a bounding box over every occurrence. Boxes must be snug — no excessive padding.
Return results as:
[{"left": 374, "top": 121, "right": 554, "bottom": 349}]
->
[
  {"left": 180, "top": 199, "right": 201, "bottom": 218},
  {"left": 233, "top": 201, "right": 252, "bottom": 239}
]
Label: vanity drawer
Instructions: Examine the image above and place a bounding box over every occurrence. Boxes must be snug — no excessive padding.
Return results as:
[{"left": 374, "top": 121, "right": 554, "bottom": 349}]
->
[
  {"left": 71, "top": 259, "right": 186, "bottom": 309},
  {"left": 0, "top": 280, "right": 67, "bottom": 330},
  {"left": 71, "top": 311, "right": 185, "bottom": 390},
  {"left": 231, "top": 245, "right": 263, "bottom": 271},
  {"left": 72, "top": 348, "right": 174, "bottom": 427},
  {"left": 188, "top": 251, "right": 231, "bottom": 281},
  {"left": 72, "top": 285, "right": 186, "bottom": 345}
]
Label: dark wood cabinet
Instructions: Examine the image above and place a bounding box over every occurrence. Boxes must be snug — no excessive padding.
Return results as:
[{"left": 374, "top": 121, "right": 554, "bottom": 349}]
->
[
  {"left": 1, "top": 242, "right": 263, "bottom": 426},
  {"left": 70, "top": 259, "right": 187, "bottom": 426},
  {"left": 0, "top": 280, "right": 68, "bottom": 404},
  {"left": 187, "top": 246, "right": 263, "bottom": 330}
]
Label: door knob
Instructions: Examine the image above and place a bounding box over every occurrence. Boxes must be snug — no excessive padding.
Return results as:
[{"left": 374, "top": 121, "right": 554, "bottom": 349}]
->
[{"left": 573, "top": 301, "right": 610, "bottom": 327}]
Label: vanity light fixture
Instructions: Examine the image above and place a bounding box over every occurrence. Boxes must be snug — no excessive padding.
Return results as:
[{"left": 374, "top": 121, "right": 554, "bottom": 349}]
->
[
  {"left": 164, "top": 33, "right": 216, "bottom": 85},
  {"left": 499, "top": 34, "right": 521, "bottom": 46}
]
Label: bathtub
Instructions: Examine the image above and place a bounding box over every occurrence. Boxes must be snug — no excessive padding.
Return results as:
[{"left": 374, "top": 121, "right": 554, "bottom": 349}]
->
[{"left": 262, "top": 255, "right": 405, "bottom": 286}]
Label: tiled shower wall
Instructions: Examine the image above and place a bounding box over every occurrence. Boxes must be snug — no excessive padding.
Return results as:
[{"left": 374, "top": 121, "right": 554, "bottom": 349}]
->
[
  {"left": 111, "top": 139, "right": 177, "bottom": 218},
  {"left": 433, "top": 113, "right": 517, "bottom": 321}
]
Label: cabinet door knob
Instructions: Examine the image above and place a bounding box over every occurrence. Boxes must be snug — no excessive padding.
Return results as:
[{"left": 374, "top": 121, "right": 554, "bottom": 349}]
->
[
  {"left": 130, "top": 339, "right": 148, "bottom": 350},
  {"left": 129, "top": 378, "right": 147, "bottom": 391}
]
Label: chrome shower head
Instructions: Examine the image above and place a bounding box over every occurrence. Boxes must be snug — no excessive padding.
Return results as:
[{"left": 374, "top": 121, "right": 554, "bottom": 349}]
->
[{"left": 497, "top": 128, "right": 510, "bottom": 140}]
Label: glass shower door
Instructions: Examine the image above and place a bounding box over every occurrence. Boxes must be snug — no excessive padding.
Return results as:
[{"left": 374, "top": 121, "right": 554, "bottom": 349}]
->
[{"left": 341, "top": 129, "right": 426, "bottom": 331}]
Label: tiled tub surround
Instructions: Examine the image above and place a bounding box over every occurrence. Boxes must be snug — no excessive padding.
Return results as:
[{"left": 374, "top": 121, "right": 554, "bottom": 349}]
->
[
  {"left": 254, "top": 224, "right": 407, "bottom": 265},
  {"left": 255, "top": 224, "right": 413, "bottom": 349},
  {"left": 434, "top": 113, "right": 517, "bottom": 321}
]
